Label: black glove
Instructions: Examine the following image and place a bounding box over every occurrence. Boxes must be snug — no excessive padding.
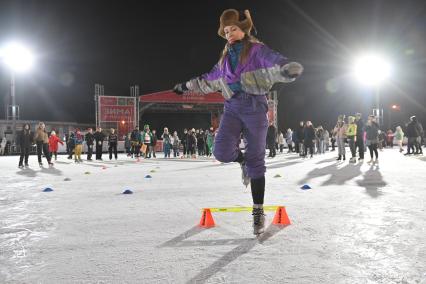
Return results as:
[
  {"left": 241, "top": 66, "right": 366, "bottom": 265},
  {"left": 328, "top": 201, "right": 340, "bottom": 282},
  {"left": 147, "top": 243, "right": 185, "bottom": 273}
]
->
[{"left": 173, "top": 82, "right": 188, "bottom": 95}]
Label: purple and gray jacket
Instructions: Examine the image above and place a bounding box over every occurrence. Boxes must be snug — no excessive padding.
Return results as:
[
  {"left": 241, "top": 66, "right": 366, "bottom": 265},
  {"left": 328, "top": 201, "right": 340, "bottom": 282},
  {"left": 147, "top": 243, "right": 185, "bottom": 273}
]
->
[{"left": 187, "top": 42, "right": 295, "bottom": 99}]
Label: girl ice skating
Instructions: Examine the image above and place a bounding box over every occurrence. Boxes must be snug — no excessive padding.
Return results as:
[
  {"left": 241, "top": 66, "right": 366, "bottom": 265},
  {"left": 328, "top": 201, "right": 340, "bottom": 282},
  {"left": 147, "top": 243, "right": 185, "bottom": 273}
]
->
[{"left": 173, "top": 9, "right": 303, "bottom": 235}]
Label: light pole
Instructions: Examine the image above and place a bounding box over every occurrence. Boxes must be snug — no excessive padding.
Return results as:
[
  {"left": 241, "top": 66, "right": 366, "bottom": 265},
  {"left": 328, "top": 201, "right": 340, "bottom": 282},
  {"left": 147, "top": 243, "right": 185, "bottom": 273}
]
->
[
  {"left": 0, "top": 42, "right": 34, "bottom": 143},
  {"left": 352, "top": 53, "right": 391, "bottom": 127}
]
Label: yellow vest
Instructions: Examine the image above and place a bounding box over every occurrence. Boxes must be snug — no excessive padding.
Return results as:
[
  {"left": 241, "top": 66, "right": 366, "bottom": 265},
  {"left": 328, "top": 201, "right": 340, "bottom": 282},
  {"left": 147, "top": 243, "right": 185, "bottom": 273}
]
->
[{"left": 346, "top": 124, "right": 357, "bottom": 137}]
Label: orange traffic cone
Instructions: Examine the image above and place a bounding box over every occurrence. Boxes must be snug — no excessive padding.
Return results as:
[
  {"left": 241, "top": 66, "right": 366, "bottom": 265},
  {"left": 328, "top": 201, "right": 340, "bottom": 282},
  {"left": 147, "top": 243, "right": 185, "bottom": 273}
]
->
[
  {"left": 199, "top": 208, "right": 215, "bottom": 228},
  {"left": 272, "top": 206, "right": 291, "bottom": 226}
]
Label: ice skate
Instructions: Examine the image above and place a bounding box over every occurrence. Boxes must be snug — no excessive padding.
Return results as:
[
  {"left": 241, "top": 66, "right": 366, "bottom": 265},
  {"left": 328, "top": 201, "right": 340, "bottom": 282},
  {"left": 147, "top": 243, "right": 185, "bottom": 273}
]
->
[
  {"left": 367, "top": 159, "right": 373, "bottom": 164},
  {"left": 48, "top": 162, "right": 54, "bottom": 167},
  {"left": 252, "top": 207, "right": 265, "bottom": 235},
  {"left": 336, "top": 155, "right": 341, "bottom": 161},
  {"left": 39, "top": 162, "right": 43, "bottom": 167},
  {"left": 349, "top": 157, "right": 356, "bottom": 163},
  {"left": 25, "top": 163, "right": 29, "bottom": 168},
  {"left": 18, "top": 164, "right": 24, "bottom": 169}
]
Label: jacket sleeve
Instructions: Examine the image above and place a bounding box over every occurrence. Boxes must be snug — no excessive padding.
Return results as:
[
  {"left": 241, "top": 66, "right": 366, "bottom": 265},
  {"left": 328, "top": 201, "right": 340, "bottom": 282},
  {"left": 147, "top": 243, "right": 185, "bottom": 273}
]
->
[
  {"left": 187, "top": 63, "right": 224, "bottom": 95},
  {"left": 258, "top": 45, "right": 298, "bottom": 83}
]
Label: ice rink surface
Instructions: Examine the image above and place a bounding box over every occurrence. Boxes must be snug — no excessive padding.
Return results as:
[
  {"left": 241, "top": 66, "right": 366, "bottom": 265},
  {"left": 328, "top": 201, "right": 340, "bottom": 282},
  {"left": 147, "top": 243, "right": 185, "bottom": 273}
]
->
[{"left": 1, "top": 149, "right": 425, "bottom": 283}]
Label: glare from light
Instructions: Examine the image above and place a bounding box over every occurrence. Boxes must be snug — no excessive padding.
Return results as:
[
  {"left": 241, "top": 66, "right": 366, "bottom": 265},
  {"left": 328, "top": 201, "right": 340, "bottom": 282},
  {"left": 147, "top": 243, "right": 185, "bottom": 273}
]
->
[
  {"left": 392, "top": 104, "right": 397, "bottom": 109},
  {"left": 0, "top": 42, "right": 34, "bottom": 72},
  {"left": 352, "top": 54, "right": 391, "bottom": 86}
]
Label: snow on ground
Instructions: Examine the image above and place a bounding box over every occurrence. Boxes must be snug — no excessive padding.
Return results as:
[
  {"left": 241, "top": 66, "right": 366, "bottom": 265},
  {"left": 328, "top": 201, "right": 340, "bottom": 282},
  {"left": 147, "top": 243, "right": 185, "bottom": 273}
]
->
[{"left": 1, "top": 149, "right": 426, "bottom": 283}]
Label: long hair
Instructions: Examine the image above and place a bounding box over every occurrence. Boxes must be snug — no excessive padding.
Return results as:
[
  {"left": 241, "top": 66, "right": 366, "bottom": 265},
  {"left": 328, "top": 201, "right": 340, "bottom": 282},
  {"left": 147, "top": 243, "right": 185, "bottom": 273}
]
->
[{"left": 219, "top": 34, "right": 262, "bottom": 66}]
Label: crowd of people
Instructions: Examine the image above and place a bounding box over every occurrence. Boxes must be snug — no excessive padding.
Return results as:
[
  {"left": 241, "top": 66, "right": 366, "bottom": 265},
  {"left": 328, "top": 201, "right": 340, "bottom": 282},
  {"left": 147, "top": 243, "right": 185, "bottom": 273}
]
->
[
  {"left": 266, "top": 114, "right": 424, "bottom": 164},
  {"left": 13, "top": 122, "right": 220, "bottom": 168},
  {"left": 124, "top": 124, "right": 216, "bottom": 160},
  {"left": 8, "top": 113, "right": 425, "bottom": 169}
]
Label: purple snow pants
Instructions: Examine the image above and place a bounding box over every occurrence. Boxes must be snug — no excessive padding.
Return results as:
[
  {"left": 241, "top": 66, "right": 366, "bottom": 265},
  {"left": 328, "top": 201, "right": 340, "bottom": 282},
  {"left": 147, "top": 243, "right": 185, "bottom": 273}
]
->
[{"left": 213, "top": 93, "right": 268, "bottom": 179}]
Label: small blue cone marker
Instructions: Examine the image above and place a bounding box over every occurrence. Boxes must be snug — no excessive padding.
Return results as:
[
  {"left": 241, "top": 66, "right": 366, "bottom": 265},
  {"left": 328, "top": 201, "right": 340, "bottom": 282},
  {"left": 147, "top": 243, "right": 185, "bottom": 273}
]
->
[
  {"left": 301, "top": 184, "right": 312, "bottom": 190},
  {"left": 145, "top": 175, "right": 152, "bottom": 179},
  {"left": 122, "top": 189, "right": 133, "bottom": 194},
  {"left": 43, "top": 187, "right": 53, "bottom": 192}
]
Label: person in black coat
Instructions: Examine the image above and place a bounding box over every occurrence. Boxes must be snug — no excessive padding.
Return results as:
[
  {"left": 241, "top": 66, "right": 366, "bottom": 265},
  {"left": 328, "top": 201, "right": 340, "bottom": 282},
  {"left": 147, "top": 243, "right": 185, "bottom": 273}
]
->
[
  {"left": 108, "top": 128, "right": 118, "bottom": 160},
  {"left": 197, "top": 129, "right": 205, "bottom": 156},
  {"left": 181, "top": 129, "right": 188, "bottom": 157},
  {"left": 151, "top": 129, "right": 158, "bottom": 158},
  {"left": 355, "top": 113, "right": 365, "bottom": 161},
  {"left": 266, "top": 123, "right": 277, "bottom": 157},
  {"left": 187, "top": 128, "right": 197, "bottom": 158},
  {"left": 303, "top": 121, "right": 315, "bottom": 158},
  {"left": 94, "top": 127, "right": 105, "bottom": 160},
  {"left": 85, "top": 128, "right": 95, "bottom": 161},
  {"left": 18, "top": 123, "right": 33, "bottom": 168},
  {"left": 67, "top": 132, "right": 75, "bottom": 159}
]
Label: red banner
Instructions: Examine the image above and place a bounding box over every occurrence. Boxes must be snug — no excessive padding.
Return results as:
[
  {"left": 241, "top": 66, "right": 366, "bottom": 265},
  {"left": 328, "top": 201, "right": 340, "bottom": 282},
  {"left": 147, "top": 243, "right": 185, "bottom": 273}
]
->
[
  {"left": 140, "top": 90, "right": 224, "bottom": 104},
  {"left": 100, "top": 105, "right": 134, "bottom": 122},
  {"left": 100, "top": 96, "right": 118, "bottom": 105}
]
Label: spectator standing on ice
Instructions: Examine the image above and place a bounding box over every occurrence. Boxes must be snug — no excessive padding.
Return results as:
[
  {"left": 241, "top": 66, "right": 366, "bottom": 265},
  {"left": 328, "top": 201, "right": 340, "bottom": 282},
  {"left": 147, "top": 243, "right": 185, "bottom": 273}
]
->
[
  {"left": 67, "top": 132, "right": 75, "bottom": 159},
  {"left": 108, "top": 128, "right": 118, "bottom": 160},
  {"left": 394, "top": 126, "right": 404, "bottom": 153},
  {"left": 141, "top": 125, "right": 153, "bottom": 159},
  {"left": 197, "top": 129, "right": 206, "bottom": 156},
  {"left": 386, "top": 129, "right": 394, "bottom": 148},
  {"left": 18, "top": 123, "right": 33, "bottom": 168},
  {"left": 410, "top": 116, "right": 423, "bottom": 155},
  {"left": 124, "top": 133, "right": 131, "bottom": 156},
  {"left": 267, "top": 122, "right": 277, "bottom": 158},
  {"left": 316, "top": 126, "right": 325, "bottom": 154},
  {"left": 278, "top": 131, "right": 285, "bottom": 153},
  {"left": 48, "top": 130, "right": 64, "bottom": 161},
  {"left": 130, "top": 126, "right": 140, "bottom": 158},
  {"left": 0, "top": 137, "right": 7, "bottom": 155},
  {"left": 365, "top": 115, "right": 380, "bottom": 164},
  {"left": 161, "top": 127, "right": 171, "bottom": 158},
  {"left": 323, "top": 128, "right": 330, "bottom": 152},
  {"left": 172, "top": 131, "right": 180, "bottom": 157},
  {"left": 206, "top": 128, "right": 215, "bottom": 157},
  {"left": 296, "top": 121, "right": 305, "bottom": 155},
  {"left": 85, "top": 128, "right": 95, "bottom": 161},
  {"left": 303, "top": 121, "right": 315, "bottom": 158},
  {"left": 181, "top": 128, "right": 188, "bottom": 158},
  {"left": 187, "top": 128, "right": 197, "bottom": 158},
  {"left": 346, "top": 116, "right": 357, "bottom": 163},
  {"left": 355, "top": 113, "right": 364, "bottom": 162},
  {"left": 151, "top": 129, "right": 158, "bottom": 158},
  {"left": 286, "top": 128, "right": 293, "bottom": 153},
  {"left": 34, "top": 122, "right": 53, "bottom": 166},
  {"left": 334, "top": 115, "right": 347, "bottom": 161},
  {"left": 94, "top": 127, "right": 105, "bottom": 160},
  {"left": 173, "top": 8, "right": 303, "bottom": 234},
  {"left": 74, "top": 129, "right": 84, "bottom": 163}
]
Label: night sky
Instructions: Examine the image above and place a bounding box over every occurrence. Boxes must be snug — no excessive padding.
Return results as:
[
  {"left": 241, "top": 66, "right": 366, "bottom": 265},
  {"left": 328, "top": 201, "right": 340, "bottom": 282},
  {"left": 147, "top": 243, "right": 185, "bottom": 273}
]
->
[{"left": 1, "top": 0, "right": 425, "bottom": 131}]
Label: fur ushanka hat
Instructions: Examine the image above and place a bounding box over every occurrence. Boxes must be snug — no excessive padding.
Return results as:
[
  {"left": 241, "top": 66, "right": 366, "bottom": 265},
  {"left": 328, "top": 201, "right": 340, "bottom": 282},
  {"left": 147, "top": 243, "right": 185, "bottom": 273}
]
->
[{"left": 218, "top": 9, "right": 254, "bottom": 38}]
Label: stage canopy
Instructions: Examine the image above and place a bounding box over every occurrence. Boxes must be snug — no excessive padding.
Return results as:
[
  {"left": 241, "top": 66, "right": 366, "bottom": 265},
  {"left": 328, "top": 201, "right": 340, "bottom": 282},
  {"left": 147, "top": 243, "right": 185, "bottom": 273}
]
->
[{"left": 139, "top": 90, "right": 225, "bottom": 129}]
